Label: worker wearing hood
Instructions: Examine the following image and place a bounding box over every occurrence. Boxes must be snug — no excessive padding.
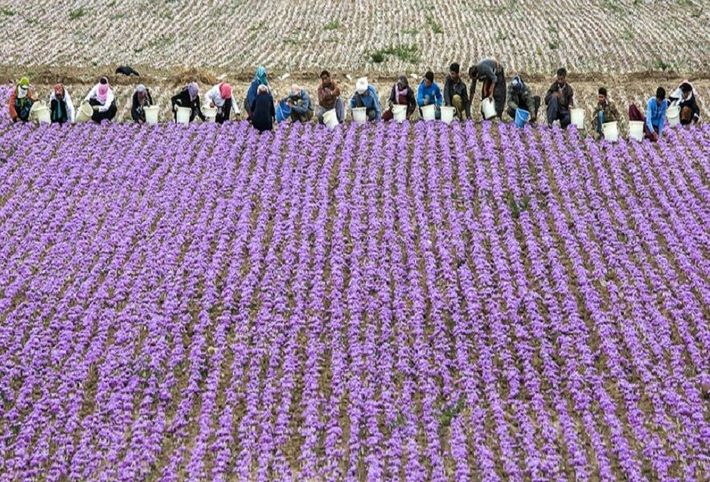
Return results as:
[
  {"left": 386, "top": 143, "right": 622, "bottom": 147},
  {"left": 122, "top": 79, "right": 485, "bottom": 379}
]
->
[
  {"left": 382, "top": 75, "right": 416, "bottom": 121},
  {"left": 49, "top": 83, "right": 75, "bottom": 124},
  {"left": 9, "top": 77, "right": 37, "bottom": 122},
  {"left": 85, "top": 77, "right": 117, "bottom": 122},
  {"left": 205, "top": 82, "right": 239, "bottom": 124},
  {"left": 670, "top": 81, "right": 700, "bottom": 125}
]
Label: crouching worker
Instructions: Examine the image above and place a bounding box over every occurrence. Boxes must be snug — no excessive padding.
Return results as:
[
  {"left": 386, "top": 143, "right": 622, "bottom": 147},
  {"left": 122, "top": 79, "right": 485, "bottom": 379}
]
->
[
  {"left": 251, "top": 85, "right": 275, "bottom": 133},
  {"left": 670, "top": 81, "right": 700, "bottom": 125},
  {"left": 171, "top": 82, "right": 205, "bottom": 123},
  {"left": 49, "top": 83, "right": 75, "bottom": 124},
  {"left": 592, "top": 87, "right": 620, "bottom": 139},
  {"left": 206, "top": 82, "right": 239, "bottom": 124},
  {"left": 9, "top": 77, "right": 37, "bottom": 122},
  {"left": 350, "top": 77, "right": 382, "bottom": 122},
  {"left": 507, "top": 75, "right": 540, "bottom": 123},
  {"left": 444, "top": 63, "right": 471, "bottom": 120},
  {"left": 131, "top": 84, "right": 154, "bottom": 123},
  {"left": 85, "top": 77, "right": 117, "bottom": 122},
  {"left": 417, "top": 71, "right": 443, "bottom": 119},
  {"left": 316, "top": 70, "right": 345, "bottom": 124},
  {"left": 382, "top": 76, "right": 416, "bottom": 121},
  {"left": 629, "top": 87, "right": 668, "bottom": 142},
  {"left": 282, "top": 84, "right": 313, "bottom": 123},
  {"left": 544, "top": 68, "right": 574, "bottom": 128}
]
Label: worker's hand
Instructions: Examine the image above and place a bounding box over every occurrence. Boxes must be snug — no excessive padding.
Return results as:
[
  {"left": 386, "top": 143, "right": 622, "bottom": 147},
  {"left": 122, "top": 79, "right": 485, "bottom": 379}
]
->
[
  {"left": 210, "top": 102, "right": 215, "bottom": 108},
  {"left": 92, "top": 106, "right": 99, "bottom": 111},
  {"left": 651, "top": 132, "right": 658, "bottom": 142}
]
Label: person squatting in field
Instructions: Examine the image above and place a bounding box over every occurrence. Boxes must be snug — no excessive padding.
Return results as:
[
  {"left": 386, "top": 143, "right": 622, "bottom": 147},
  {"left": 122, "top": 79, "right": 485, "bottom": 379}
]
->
[
  {"left": 131, "top": 85, "right": 154, "bottom": 124},
  {"left": 49, "top": 83, "right": 75, "bottom": 124},
  {"left": 279, "top": 84, "right": 314, "bottom": 123},
  {"left": 417, "top": 71, "right": 443, "bottom": 120},
  {"left": 507, "top": 75, "right": 540, "bottom": 123},
  {"left": 670, "top": 81, "right": 700, "bottom": 125},
  {"left": 592, "top": 87, "right": 620, "bottom": 140},
  {"left": 251, "top": 84, "right": 275, "bottom": 132},
  {"left": 545, "top": 68, "right": 574, "bottom": 128},
  {"left": 382, "top": 76, "right": 416, "bottom": 122},
  {"left": 350, "top": 77, "right": 382, "bottom": 122},
  {"left": 316, "top": 70, "right": 345, "bottom": 124},
  {"left": 171, "top": 82, "right": 205, "bottom": 123},
  {"left": 629, "top": 87, "right": 668, "bottom": 142},
  {"left": 85, "top": 77, "right": 117, "bottom": 123},
  {"left": 9, "top": 77, "right": 37, "bottom": 122},
  {"left": 444, "top": 63, "right": 471, "bottom": 121}
]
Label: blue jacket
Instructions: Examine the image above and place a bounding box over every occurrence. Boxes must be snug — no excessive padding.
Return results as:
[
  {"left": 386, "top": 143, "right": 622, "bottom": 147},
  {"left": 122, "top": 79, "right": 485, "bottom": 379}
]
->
[
  {"left": 349, "top": 85, "right": 382, "bottom": 120},
  {"left": 646, "top": 97, "right": 668, "bottom": 135},
  {"left": 246, "top": 79, "right": 265, "bottom": 112},
  {"left": 283, "top": 89, "right": 312, "bottom": 114},
  {"left": 417, "top": 81, "right": 443, "bottom": 107}
]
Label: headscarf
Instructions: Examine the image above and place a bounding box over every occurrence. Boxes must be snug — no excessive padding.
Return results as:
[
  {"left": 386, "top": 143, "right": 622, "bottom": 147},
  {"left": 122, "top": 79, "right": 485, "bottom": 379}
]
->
[
  {"left": 54, "top": 83, "right": 65, "bottom": 98},
  {"left": 510, "top": 75, "right": 525, "bottom": 93},
  {"left": 187, "top": 82, "right": 199, "bottom": 101},
  {"left": 219, "top": 82, "right": 233, "bottom": 99},
  {"left": 395, "top": 76, "right": 409, "bottom": 100},
  {"left": 97, "top": 77, "right": 110, "bottom": 103},
  {"left": 254, "top": 66, "right": 268, "bottom": 86},
  {"left": 17, "top": 77, "right": 29, "bottom": 98},
  {"left": 257, "top": 84, "right": 269, "bottom": 95},
  {"left": 670, "top": 79, "right": 697, "bottom": 102}
]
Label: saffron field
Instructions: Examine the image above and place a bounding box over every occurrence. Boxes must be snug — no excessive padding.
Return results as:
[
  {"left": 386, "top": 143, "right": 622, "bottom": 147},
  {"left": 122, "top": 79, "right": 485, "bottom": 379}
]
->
[{"left": 0, "top": 119, "right": 708, "bottom": 480}]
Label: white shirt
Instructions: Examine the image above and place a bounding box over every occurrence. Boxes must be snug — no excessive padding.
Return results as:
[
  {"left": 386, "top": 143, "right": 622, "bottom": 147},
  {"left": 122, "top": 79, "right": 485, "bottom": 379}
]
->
[
  {"left": 84, "top": 84, "right": 115, "bottom": 112},
  {"left": 205, "top": 84, "right": 240, "bottom": 115}
]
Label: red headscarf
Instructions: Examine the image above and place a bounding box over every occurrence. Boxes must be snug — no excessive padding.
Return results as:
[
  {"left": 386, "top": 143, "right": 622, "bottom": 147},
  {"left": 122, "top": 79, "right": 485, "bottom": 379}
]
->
[{"left": 219, "top": 83, "right": 232, "bottom": 99}]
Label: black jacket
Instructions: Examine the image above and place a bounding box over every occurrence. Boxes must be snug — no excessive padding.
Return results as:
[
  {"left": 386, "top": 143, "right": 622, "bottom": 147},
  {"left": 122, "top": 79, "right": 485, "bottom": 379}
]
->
[
  {"left": 170, "top": 88, "right": 205, "bottom": 120},
  {"left": 671, "top": 94, "right": 700, "bottom": 124},
  {"left": 251, "top": 93, "right": 275, "bottom": 132},
  {"left": 443, "top": 75, "right": 471, "bottom": 118},
  {"left": 131, "top": 90, "right": 154, "bottom": 122}
]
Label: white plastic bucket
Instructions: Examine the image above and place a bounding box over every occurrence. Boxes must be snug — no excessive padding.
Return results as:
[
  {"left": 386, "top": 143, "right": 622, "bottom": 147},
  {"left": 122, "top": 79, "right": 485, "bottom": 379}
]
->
[
  {"left": 392, "top": 105, "right": 407, "bottom": 123},
  {"left": 440, "top": 106, "right": 455, "bottom": 124},
  {"left": 176, "top": 106, "right": 191, "bottom": 124},
  {"left": 76, "top": 102, "right": 93, "bottom": 122},
  {"left": 323, "top": 109, "right": 339, "bottom": 129},
  {"left": 481, "top": 98, "right": 496, "bottom": 120},
  {"left": 602, "top": 121, "right": 619, "bottom": 143},
  {"left": 144, "top": 106, "right": 159, "bottom": 125},
  {"left": 421, "top": 104, "right": 436, "bottom": 121},
  {"left": 666, "top": 105, "right": 680, "bottom": 127},
  {"left": 628, "top": 121, "right": 644, "bottom": 142},
  {"left": 203, "top": 107, "right": 217, "bottom": 123},
  {"left": 31, "top": 102, "right": 51, "bottom": 124},
  {"left": 570, "top": 108, "right": 585, "bottom": 129},
  {"left": 352, "top": 107, "right": 367, "bottom": 123}
]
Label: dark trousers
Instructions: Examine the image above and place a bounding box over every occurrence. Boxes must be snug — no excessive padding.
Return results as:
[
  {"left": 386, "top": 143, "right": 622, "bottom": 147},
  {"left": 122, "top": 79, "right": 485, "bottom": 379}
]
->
[
  {"left": 546, "top": 96, "right": 570, "bottom": 128},
  {"left": 216, "top": 102, "right": 232, "bottom": 124},
  {"left": 481, "top": 69, "right": 506, "bottom": 118},
  {"left": 89, "top": 99, "right": 117, "bottom": 122}
]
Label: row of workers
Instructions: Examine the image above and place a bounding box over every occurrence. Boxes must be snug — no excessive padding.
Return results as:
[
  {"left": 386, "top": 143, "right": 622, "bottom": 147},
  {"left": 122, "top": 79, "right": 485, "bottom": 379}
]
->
[{"left": 9, "top": 65, "right": 701, "bottom": 139}]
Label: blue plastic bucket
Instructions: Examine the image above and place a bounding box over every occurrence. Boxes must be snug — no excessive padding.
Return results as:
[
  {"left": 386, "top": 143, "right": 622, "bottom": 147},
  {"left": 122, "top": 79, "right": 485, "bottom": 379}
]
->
[
  {"left": 515, "top": 108, "right": 530, "bottom": 128},
  {"left": 275, "top": 101, "right": 291, "bottom": 123}
]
